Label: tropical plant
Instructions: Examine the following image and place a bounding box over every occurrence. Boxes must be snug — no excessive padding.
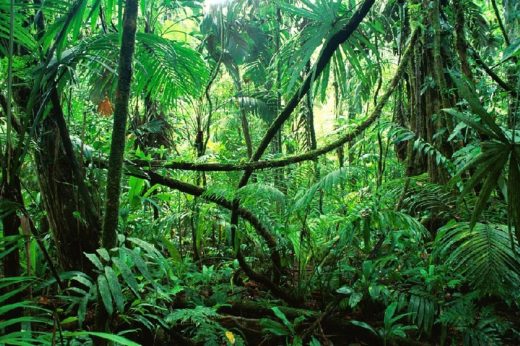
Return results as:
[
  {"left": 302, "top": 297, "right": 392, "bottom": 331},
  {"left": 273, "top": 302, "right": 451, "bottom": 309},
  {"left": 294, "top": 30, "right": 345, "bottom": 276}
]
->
[
  {"left": 2, "top": 0, "right": 520, "bottom": 344},
  {"left": 433, "top": 221, "right": 520, "bottom": 296}
]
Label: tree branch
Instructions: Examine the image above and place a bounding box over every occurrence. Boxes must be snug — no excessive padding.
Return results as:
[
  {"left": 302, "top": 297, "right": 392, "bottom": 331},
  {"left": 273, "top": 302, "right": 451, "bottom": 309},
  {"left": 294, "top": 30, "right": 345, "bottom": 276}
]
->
[
  {"left": 469, "top": 46, "right": 518, "bottom": 97},
  {"left": 228, "top": 0, "right": 375, "bottom": 290},
  {"left": 121, "top": 167, "right": 295, "bottom": 304},
  {"left": 130, "top": 27, "right": 418, "bottom": 175}
]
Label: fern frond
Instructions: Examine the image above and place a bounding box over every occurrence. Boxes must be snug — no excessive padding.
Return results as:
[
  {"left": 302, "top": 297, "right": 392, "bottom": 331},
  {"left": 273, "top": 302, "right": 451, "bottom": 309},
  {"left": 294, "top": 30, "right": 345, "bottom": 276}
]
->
[{"left": 291, "top": 166, "right": 363, "bottom": 213}]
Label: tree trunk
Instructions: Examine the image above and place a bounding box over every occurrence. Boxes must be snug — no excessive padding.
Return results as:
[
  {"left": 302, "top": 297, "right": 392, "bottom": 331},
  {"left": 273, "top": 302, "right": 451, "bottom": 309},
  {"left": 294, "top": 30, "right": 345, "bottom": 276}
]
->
[
  {"left": 403, "top": 0, "right": 455, "bottom": 183},
  {"left": 230, "top": 68, "right": 254, "bottom": 159},
  {"left": 35, "top": 111, "right": 101, "bottom": 272},
  {"left": 25, "top": 0, "right": 102, "bottom": 274},
  {"left": 96, "top": 0, "right": 138, "bottom": 337},
  {"left": 100, "top": 0, "right": 138, "bottom": 250}
]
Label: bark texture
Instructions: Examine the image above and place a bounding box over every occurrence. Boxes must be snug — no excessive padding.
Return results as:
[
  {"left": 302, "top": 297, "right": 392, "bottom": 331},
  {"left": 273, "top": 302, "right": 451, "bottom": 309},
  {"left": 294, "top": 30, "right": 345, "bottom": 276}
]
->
[
  {"left": 101, "top": 0, "right": 138, "bottom": 250},
  {"left": 35, "top": 112, "right": 101, "bottom": 271},
  {"left": 401, "top": 1, "right": 456, "bottom": 183}
]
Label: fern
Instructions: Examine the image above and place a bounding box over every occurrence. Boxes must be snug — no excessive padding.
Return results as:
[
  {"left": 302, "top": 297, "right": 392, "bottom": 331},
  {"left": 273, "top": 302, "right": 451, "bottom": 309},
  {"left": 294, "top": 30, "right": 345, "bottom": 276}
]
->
[
  {"left": 413, "top": 137, "right": 457, "bottom": 176},
  {"left": 165, "top": 305, "right": 229, "bottom": 345},
  {"left": 291, "top": 166, "right": 364, "bottom": 213},
  {"left": 237, "top": 183, "right": 286, "bottom": 208},
  {"left": 439, "top": 295, "right": 507, "bottom": 346},
  {"left": 389, "top": 124, "right": 457, "bottom": 176},
  {"left": 385, "top": 175, "right": 458, "bottom": 221},
  {"left": 166, "top": 305, "right": 219, "bottom": 326},
  {"left": 43, "top": 31, "right": 208, "bottom": 107}
]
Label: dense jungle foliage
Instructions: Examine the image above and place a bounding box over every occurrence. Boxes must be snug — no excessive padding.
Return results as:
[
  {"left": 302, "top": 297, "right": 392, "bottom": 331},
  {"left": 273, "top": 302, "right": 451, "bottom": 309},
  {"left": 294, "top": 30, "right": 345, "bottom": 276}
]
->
[{"left": 0, "top": 0, "right": 519, "bottom": 345}]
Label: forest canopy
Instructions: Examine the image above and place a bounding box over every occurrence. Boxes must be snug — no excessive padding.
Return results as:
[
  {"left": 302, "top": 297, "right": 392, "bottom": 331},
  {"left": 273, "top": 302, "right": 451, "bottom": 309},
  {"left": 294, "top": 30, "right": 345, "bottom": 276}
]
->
[{"left": 0, "top": 0, "right": 519, "bottom": 345}]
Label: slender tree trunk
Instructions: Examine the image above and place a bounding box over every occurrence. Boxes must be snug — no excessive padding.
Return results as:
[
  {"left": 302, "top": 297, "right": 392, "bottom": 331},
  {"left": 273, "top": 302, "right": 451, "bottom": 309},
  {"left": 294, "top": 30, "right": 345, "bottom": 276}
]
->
[
  {"left": 454, "top": 0, "right": 474, "bottom": 82},
  {"left": 100, "top": 0, "right": 138, "bottom": 250},
  {"left": 333, "top": 81, "right": 344, "bottom": 167},
  {"left": 96, "top": 0, "right": 138, "bottom": 337},
  {"left": 231, "top": 71, "right": 254, "bottom": 159},
  {"left": 303, "top": 61, "right": 321, "bottom": 210},
  {"left": 272, "top": 4, "right": 285, "bottom": 191}
]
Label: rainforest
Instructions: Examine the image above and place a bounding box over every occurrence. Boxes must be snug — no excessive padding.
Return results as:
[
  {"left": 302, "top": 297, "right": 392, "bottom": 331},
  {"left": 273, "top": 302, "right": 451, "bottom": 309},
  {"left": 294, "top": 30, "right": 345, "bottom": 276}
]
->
[{"left": 0, "top": 0, "right": 519, "bottom": 345}]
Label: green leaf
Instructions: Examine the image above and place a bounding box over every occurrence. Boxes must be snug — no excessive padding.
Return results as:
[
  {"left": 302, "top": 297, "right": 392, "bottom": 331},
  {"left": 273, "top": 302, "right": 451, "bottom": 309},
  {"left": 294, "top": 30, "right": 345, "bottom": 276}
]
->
[
  {"left": 70, "top": 273, "right": 93, "bottom": 288},
  {"left": 63, "top": 331, "right": 140, "bottom": 346},
  {"left": 434, "top": 222, "right": 520, "bottom": 293},
  {"left": 443, "top": 108, "right": 494, "bottom": 138},
  {"left": 260, "top": 318, "right": 289, "bottom": 336},
  {"left": 105, "top": 266, "right": 125, "bottom": 313},
  {"left": 112, "top": 257, "right": 140, "bottom": 298},
  {"left": 449, "top": 73, "right": 506, "bottom": 142},
  {"left": 470, "top": 152, "right": 508, "bottom": 228},
  {"left": 123, "top": 248, "right": 161, "bottom": 290},
  {"left": 349, "top": 292, "right": 363, "bottom": 308},
  {"left": 85, "top": 252, "right": 104, "bottom": 271},
  {"left": 350, "top": 320, "right": 377, "bottom": 335},
  {"left": 97, "top": 248, "right": 111, "bottom": 262},
  {"left": 384, "top": 302, "right": 398, "bottom": 326},
  {"left": 460, "top": 148, "right": 507, "bottom": 196},
  {"left": 78, "top": 294, "right": 89, "bottom": 327},
  {"left": 271, "top": 307, "right": 294, "bottom": 333},
  {"left": 502, "top": 38, "right": 520, "bottom": 62},
  {"left": 160, "top": 236, "right": 181, "bottom": 263},
  {"left": 336, "top": 286, "right": 353, "bottom": 295},
  {"left": 97, "top": 275, "right": 113, "bottom": 316},
  {"left": 0, "top": 316, "right": 51, "bottom": 330},
  {"left": 127, "top": 237, "right": 162, "bottom": 258}
]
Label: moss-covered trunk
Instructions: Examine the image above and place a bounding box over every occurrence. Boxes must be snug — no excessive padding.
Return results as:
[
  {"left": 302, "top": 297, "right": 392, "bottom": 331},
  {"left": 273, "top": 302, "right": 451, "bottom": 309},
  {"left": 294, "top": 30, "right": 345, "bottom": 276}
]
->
[
  {"left": 403, "top": 0, "right": 456, "bottom": 183},
  {"left": 100, "top": 0, "right": 138, "bottom": 250},
  {"left": 35, "top": 111, "right": 101, "bottom": 272}
]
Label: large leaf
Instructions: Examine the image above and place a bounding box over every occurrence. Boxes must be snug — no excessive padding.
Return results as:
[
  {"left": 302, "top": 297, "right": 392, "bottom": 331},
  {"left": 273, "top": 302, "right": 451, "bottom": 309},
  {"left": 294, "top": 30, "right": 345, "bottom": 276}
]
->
[
  {"left": 63, "top": 331, "right": 140, "bottom": 346},
  {"left": 97, "top": 274, "right": 113, "bottom": 316},
  {"left": 501, "top": 38, "right": 520, "bottom": 62},
  {"left": 105, "top": 266, "right": 125, "bottom": 313},
  {"left": 112, "top": 257, "right": 141, "bottom": 298},
  {"left": 449, "top": 73, "right": 506, "bottom": 142}
]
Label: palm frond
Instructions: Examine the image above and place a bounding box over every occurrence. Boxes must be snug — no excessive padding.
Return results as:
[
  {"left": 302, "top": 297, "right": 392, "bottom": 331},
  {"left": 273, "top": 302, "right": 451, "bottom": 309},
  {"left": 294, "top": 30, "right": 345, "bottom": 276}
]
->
[
  {"left": 238, "top": 182, "right": 286, "bottom": 207},
  {"left": 433, "top": 222, "right": 520, "bottom": 295},
  {"left": 237, "top": 96, "right": 276, "bottom": 124},
  {"left": 43, "top": 31, "right": 208, "bottom": 105},
  {"left": 275, "top": 0, "right": 344, "bottom": 95},
  {"left": 134, "top": 33, "right": 209, "bottom": 103},
  {"left": 0, "top": 2, "right": 37, "bottom": 53},
  {"left": 408, "top": 289, "right": 436, "bottom": 335}
]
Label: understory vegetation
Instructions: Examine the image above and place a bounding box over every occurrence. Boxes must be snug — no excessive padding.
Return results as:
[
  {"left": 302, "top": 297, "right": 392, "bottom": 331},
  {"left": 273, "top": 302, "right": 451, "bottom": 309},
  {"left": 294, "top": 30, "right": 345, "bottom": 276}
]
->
[{"left": 1, "top": 0, "right": 519, "bottom": 345}]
